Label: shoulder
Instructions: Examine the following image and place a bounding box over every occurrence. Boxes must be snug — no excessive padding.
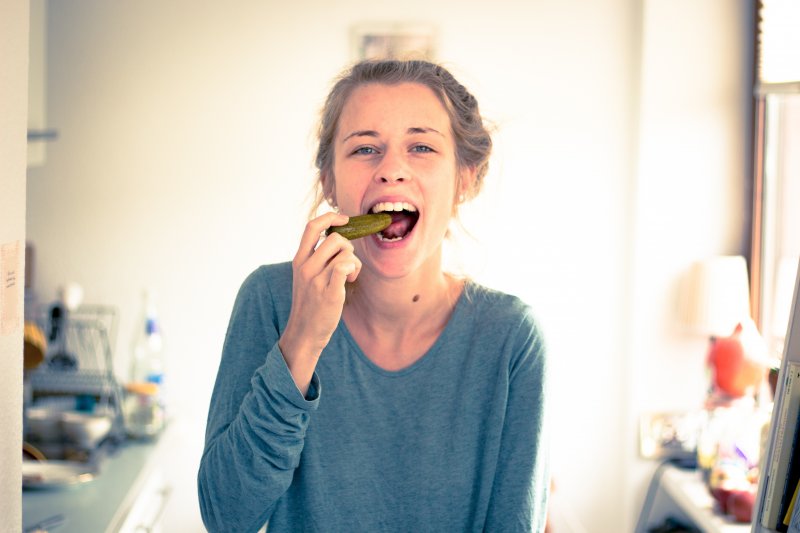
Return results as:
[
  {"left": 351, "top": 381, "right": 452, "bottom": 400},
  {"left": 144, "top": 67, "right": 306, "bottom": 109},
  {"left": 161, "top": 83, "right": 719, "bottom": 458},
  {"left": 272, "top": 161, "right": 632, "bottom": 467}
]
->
[
  {"left": 242, "top": 261, "right": 293, "bottom": 289},
  {"left": 236, "top": 261, "right": 293, "bottom": 299},
  {"left": 232, "top": 262, "right": 293, "bottom": 321},
  {"left": 463, "top": 280, "right": 542, "bottom": 335},
  {"left": 461, "top": 280, "right": 547, "bottom": 367}
]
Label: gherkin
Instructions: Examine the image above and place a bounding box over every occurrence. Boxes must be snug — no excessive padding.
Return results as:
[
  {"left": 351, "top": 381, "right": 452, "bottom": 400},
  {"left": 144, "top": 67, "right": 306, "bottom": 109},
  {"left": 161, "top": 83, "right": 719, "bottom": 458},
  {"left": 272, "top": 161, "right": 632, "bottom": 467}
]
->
[{"left": 326, "top": 213, "right": 392, "bottom": 240}]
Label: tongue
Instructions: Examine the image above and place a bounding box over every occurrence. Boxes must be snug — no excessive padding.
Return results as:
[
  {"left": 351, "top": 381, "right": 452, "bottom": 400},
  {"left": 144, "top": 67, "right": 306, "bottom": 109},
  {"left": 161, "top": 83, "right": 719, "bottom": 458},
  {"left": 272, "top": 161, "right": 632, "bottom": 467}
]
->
[{"left": 382, "top": 212, "right": 414, "bottom": 239}]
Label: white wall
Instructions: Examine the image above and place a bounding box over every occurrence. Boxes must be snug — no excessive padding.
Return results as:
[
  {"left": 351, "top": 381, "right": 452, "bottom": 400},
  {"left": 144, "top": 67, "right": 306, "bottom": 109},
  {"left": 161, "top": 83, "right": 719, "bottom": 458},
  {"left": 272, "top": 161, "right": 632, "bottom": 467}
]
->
[
  {"left": 0, "top": 0, "right": 28, "bottom": 530},
  {"left": 623, "top": 0, "right": 753, "bottom": 525},
  {"left": 22, "top": 1, "right": 750, "bottom": 532}
]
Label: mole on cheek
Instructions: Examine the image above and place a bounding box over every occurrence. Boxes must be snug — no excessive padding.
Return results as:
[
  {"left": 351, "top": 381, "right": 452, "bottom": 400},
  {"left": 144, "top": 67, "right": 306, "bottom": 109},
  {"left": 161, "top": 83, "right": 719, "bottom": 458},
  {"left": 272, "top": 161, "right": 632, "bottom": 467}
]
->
[{"left": 412, "top": 295, "right": 420, "bottom": 303}]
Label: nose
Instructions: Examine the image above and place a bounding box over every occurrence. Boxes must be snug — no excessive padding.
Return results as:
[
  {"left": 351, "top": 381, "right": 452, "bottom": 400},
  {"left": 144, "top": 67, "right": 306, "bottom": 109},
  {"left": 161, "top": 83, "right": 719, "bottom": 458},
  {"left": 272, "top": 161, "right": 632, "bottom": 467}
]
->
[{"left": 374, "top": 149, "right": 411, "bottom": 184}]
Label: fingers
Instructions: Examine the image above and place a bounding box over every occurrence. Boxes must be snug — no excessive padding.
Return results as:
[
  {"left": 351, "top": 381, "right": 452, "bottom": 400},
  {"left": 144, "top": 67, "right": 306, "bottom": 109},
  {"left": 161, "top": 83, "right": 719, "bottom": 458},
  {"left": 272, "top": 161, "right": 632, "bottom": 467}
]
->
[
  {"left": 328, "top": 260, "right": 358, "bottom": 293},
  {"left": 294, "top": 212, "right": 349, "bottom": 264},
  {"left": 302, "top": 232, "right": 357, "bottom": 280},
  {"left": 292, "top": 213, "right": 361, "bottom": 293},
  {"left": 282, "top": 213, "right": 361, "bottom": 361},
  {"left": 317, "top": 239, "right": 361, "bottom": 292}
]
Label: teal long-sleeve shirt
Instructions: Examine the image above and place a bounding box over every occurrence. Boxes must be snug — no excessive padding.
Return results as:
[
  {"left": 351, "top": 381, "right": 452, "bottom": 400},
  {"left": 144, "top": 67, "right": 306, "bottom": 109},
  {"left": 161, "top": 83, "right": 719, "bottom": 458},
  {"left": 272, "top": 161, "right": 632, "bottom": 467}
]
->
[{"left": 198, "top": 262, "right": 549, "bottom": 532}]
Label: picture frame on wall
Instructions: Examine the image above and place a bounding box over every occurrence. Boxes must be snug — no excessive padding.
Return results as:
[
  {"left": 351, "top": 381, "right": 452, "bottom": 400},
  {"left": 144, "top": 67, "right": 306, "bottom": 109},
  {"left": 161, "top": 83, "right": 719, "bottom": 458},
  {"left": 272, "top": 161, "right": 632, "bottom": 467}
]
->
[
  {"left": 351, "top": 22, "right": 437, "bottom": 61},
  {"left": 638, "top": 411, "right": 704, "bottom": 461}
]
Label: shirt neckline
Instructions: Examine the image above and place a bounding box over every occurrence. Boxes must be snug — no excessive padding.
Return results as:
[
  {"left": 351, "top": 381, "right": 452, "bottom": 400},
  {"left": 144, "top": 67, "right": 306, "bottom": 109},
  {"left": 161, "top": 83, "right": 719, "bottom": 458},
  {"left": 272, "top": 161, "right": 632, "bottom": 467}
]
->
[{"left": 336, "top": 279, "right": 474, "bottom": 377}]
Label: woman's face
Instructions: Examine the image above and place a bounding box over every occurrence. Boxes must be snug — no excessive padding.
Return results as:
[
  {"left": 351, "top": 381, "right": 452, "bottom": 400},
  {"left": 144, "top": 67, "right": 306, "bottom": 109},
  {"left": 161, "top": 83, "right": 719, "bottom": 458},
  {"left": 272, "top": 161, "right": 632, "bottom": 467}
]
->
[{"left": 330, "top": 82, "right": 469, "bottom": 280}]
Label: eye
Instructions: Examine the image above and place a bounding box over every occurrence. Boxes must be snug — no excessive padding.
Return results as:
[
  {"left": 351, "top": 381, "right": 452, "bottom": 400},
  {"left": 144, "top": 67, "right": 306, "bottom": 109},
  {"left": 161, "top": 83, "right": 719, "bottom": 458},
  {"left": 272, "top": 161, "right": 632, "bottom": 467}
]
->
[
  {"left": 352, "top": 146, "right": 378, "bottom": 155},
  {"left": 411, "top": 144, "right": 434, "bottom": 153}
]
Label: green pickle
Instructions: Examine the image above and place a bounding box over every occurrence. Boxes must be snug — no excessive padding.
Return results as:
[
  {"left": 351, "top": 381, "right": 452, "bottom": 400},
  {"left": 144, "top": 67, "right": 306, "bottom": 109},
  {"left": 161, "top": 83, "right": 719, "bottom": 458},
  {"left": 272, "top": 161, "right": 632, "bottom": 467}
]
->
[{"left": 326, "top": 213, "right": 392, "bottom": 240}]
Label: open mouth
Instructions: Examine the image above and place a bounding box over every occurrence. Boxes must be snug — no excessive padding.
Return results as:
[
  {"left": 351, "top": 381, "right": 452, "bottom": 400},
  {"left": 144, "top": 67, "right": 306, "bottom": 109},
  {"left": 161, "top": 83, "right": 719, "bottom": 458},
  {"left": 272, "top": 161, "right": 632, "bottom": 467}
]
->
[{"left": 370, "top": 201, "right": 419, "bottom": 242}]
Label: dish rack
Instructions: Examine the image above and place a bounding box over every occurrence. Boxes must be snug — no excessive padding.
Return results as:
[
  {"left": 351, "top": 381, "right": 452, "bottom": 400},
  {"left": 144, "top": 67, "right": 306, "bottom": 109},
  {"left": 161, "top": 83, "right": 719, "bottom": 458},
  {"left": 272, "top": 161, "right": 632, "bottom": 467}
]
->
[{"left": 27, "top": 304, "right": 126, "bottom": 441}]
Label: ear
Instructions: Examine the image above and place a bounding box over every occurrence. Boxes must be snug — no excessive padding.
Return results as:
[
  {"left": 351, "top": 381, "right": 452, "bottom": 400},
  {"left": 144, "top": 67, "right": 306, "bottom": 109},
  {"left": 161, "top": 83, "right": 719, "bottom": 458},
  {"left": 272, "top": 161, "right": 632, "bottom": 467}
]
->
[
  {"left": 451, "top": 166, "right": 477, "bottom": 217},
  {"left": 458, "top": 165, "right": 478, "bottom": 202},
  {"left": 321, "top": 170, "right": 337, "bottom": 208}
]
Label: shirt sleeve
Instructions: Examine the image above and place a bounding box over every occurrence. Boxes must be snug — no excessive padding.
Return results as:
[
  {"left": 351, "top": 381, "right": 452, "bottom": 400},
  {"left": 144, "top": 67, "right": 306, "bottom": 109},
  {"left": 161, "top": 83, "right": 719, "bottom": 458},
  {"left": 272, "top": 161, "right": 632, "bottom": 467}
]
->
[
  {"left": 197, "top": 268, "right": 320, "bottom": 533},
  {"left": 484, "top": 310, "right": 550, "bottom": 532}
]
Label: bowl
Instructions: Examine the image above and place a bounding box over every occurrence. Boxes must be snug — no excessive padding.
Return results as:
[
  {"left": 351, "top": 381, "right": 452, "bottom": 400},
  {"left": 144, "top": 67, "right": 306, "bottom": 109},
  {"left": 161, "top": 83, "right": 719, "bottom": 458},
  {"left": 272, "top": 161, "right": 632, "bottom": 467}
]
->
[
  {"left": 60, "top": 411, "right": 113, "bottom": 449},
  {"left": 25, "top": 406, "right": 64, "bottom": 442}
]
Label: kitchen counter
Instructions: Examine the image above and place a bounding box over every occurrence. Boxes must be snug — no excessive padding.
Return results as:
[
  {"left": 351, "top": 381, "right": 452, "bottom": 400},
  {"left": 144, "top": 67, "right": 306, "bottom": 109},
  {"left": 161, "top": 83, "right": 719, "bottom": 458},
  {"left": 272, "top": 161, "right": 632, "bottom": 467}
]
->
[
  {"left": 637, "top": 463, "right": 752, "bottom": 532},
  {"left": 23, "top": 427, "right": 171, "bottom": 533}
]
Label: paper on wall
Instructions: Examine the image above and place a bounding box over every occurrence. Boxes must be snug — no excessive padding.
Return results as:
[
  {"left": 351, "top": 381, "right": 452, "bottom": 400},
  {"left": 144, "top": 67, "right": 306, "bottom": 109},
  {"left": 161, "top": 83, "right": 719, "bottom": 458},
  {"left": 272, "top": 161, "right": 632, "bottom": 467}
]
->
[{"left": 1, "top": 241, "right": 21, "bottom": 336}]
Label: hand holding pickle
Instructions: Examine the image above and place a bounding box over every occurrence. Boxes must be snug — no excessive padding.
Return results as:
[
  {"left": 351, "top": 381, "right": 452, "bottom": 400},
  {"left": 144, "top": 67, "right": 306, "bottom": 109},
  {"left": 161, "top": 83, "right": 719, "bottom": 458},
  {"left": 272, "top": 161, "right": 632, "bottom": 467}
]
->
[{"left": 279, "top": 212, "right": 362, "bottom": 395}]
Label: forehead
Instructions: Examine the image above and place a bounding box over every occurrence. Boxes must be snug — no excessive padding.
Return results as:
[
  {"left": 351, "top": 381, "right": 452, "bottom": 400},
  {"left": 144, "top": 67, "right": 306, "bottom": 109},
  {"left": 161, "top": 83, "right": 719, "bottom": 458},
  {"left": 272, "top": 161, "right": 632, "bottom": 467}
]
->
[{"left": 337, "top": 82, "right": 452, "bottom": 136}]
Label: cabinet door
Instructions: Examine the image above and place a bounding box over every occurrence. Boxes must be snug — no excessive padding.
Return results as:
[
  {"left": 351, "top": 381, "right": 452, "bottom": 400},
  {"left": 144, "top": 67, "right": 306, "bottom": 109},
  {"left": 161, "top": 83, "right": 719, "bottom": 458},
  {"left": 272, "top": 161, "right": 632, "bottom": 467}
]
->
[{"left": 116, "top": 469, "right": 172, "bottom": 533}]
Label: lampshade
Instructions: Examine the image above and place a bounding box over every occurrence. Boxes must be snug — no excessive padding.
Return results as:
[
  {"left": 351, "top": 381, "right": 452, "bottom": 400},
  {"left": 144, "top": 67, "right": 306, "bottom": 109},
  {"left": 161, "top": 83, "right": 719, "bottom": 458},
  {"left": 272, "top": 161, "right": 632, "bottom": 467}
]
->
[{"left": 680, "top": 256, "right": 752, "bottom": 338}]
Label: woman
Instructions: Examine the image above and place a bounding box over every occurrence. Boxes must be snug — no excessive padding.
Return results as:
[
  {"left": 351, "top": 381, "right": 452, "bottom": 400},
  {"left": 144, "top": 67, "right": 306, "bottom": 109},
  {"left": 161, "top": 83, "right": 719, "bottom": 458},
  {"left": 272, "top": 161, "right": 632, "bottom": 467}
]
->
[{"left": 198, "top": 59, "right": 549, "bottom": 532}]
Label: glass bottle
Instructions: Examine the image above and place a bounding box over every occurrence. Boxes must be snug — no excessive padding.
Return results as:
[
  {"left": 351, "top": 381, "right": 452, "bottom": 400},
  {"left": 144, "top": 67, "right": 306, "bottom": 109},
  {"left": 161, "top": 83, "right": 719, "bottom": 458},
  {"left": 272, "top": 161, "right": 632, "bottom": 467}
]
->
[{"left": 123, "top": 290, "right": 166, "bottom": 438}]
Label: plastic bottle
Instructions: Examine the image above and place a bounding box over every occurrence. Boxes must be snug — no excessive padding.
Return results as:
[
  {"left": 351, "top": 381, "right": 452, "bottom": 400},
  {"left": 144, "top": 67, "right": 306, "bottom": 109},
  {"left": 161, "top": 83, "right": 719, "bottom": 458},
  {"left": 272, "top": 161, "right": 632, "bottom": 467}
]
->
[{"left": 123, "top": 289, "right": 166, "bottom": 438}]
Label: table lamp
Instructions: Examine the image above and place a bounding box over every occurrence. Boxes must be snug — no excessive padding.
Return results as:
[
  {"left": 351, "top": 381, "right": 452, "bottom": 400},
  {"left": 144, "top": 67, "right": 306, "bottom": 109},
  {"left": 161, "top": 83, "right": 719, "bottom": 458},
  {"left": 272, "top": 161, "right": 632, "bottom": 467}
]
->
[
  {"left": 681, "top": 256, "right": 751, "bottom": 339},
  {"left": 680, "top": 256, "right": 766, "bottom": 401}
]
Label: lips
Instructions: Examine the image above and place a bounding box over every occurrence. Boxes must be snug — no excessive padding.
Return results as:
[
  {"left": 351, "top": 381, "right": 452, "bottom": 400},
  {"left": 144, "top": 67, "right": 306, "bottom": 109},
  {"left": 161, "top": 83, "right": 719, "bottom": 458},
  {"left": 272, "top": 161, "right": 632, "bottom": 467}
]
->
[{"left": 369, "top": 201, "right": 419, "bottom": 242}]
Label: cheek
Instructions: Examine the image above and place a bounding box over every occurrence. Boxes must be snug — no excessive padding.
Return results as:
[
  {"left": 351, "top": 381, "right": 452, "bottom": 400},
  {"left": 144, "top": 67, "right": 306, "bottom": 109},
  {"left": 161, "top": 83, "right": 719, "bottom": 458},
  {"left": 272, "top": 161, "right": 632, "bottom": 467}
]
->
[
  {"left": 332, "top": 176, "right": 367, "bottom": 213},
  {"left": 426, "top": 182, "right": 459, "bottom": 225}
]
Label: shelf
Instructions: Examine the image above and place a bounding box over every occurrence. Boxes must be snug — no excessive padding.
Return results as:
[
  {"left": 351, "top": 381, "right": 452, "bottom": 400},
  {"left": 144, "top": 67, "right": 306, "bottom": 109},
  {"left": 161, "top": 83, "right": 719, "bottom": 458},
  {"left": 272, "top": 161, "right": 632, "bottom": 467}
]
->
[
  {"left": 27, "top": 129, "right": 59, "bottom": 142},
  {"left": 753, "top": 259, "right": 800, "bottom": 532}
]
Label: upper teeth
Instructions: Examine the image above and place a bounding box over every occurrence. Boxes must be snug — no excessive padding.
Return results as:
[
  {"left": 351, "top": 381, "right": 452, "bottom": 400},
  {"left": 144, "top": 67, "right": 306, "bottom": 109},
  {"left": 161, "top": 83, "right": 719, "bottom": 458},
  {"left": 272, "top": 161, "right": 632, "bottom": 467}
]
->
[{"left": 371, "top": 201, "right": 417, "bottom": 213}]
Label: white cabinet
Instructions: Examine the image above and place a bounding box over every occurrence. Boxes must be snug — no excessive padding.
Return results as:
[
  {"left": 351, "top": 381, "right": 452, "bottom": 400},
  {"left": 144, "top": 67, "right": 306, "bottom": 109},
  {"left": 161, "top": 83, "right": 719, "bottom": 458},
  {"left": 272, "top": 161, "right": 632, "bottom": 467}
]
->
[
  {"left": 106, "top": 425, "right": 178, "bottom": 533},
  {"left": 115, "top": 468, "right": 172, "bottom": 533}
]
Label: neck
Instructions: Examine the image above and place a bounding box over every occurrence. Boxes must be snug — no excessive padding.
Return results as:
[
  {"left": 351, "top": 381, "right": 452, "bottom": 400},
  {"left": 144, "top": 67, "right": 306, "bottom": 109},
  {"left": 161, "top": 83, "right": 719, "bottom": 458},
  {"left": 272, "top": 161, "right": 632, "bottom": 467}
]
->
[{"left": 343, "top": 266, "right": 462, "bottom": 347}]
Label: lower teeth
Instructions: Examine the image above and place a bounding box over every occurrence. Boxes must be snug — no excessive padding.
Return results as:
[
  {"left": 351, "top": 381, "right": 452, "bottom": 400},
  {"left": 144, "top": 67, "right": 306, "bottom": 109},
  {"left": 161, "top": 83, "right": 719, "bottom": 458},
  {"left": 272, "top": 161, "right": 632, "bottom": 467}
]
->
[{"left": 377, "top": 233, "right": 404, "bottom": 242}]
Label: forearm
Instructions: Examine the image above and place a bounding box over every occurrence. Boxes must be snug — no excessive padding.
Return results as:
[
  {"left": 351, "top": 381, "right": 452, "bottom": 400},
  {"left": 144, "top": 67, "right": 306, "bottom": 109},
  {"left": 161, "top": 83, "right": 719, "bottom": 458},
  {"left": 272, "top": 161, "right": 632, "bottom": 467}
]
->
[
  {"left": 198, "top": 346, "right": 319, "bottom": 532},
  {"left": 278, "top": 326, "right": 323, "bottom": 397}
]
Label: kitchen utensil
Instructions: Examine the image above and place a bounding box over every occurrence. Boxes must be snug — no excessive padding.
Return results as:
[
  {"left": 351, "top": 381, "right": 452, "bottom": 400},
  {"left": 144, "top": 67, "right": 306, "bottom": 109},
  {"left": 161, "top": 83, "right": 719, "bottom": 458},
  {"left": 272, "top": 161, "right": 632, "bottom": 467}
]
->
[
  {"left": 46, "top": 304, "right": 78, "bottom": 371},
  {"left": 22, "top": 460, "right": 97, "bottom": 489},
  {"left": 23, "top": 513, "right": 65, "bottom": 532},
  {"left": 123, "top": 382, "right": 164, "bottom": 438},
  {"left": 23, "top": 441, "right": 47, "bottom": 461},
  {"left": 25, "top": 406, "right": 65, "bottom": 443},
  {"left": 25, "top": 404, "right": 114, "bottom": 451},
  {"left": 24, "top": 322, "right": 46, "bottom": 371},
  {"left": 60, "top": 410, "right": 113, "bottom": 449}
]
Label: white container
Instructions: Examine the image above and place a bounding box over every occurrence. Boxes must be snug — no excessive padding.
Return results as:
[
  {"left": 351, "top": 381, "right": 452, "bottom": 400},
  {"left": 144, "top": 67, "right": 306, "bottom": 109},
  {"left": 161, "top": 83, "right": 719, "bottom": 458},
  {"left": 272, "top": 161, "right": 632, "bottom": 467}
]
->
[
  {"left": 60, "top": 410, "right": 113, "bottom": 449},
  {"left": 124, "top": 289, "right": 167, "bottom": 438}
]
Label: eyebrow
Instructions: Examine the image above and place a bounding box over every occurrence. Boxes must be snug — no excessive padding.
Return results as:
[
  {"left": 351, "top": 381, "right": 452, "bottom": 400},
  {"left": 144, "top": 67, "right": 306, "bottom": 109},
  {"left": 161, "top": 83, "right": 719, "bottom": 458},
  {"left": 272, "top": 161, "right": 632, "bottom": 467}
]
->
[
  {"left": 407, "top": 126, "right": 444, "bottom": 137},
  {"left": 341, "top": 127, "right": 444, "bottom": 142}
]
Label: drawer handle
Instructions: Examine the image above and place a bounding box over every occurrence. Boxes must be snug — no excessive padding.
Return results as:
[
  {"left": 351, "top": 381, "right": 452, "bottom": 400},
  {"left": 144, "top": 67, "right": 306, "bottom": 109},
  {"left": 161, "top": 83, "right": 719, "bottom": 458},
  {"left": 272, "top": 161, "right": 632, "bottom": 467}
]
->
[{"left": 133, "top": 485, "right": 172, "bottom": 533}]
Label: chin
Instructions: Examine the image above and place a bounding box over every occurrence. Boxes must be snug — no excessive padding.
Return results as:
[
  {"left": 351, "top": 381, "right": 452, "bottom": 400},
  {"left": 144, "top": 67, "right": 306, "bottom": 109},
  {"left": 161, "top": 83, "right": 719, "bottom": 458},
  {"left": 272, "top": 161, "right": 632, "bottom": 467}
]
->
[
  {"left": 365, "top": 258, "right": 416, "bottom": 280},
  {"left": 363, "top": 245, "right": 442, "bottom": 282}
]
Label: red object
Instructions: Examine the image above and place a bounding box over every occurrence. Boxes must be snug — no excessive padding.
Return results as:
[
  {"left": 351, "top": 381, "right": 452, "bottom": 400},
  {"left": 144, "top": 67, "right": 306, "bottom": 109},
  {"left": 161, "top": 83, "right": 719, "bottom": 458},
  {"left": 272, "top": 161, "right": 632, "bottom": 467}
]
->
[
  {"left": 707, "top": 323, "right": 766, "bottom": 398},
  {"left": 711, "top": 487, "right": 733, "bottom": 514},
  {"left": 727, "top": 488, "right": 756, "bottom": 522}
]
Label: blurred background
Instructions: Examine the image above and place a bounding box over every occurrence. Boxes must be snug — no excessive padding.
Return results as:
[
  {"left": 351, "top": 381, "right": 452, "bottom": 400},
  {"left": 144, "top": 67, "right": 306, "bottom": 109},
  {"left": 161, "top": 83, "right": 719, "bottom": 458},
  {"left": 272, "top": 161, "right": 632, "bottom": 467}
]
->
[{"left": 7, "top": 0, "right": 798, "bottom": 531}]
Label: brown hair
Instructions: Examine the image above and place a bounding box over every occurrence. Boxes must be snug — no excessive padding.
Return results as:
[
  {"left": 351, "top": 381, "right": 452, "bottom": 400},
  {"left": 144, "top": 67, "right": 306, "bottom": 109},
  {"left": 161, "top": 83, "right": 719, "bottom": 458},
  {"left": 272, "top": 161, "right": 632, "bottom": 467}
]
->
[{"left": 310, "top": 59, "right": 493, "bottom": 216}]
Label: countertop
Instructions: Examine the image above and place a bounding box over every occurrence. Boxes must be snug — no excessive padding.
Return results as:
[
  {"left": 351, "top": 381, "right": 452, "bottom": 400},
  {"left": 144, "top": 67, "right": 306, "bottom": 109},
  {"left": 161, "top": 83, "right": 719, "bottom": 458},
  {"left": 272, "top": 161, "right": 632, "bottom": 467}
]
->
[
  {"left": 639, "top": 462, "right": 753, "bottom": 533},
  {"left": 22, "top": 430, "right": 166, "bottom": 533}
]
